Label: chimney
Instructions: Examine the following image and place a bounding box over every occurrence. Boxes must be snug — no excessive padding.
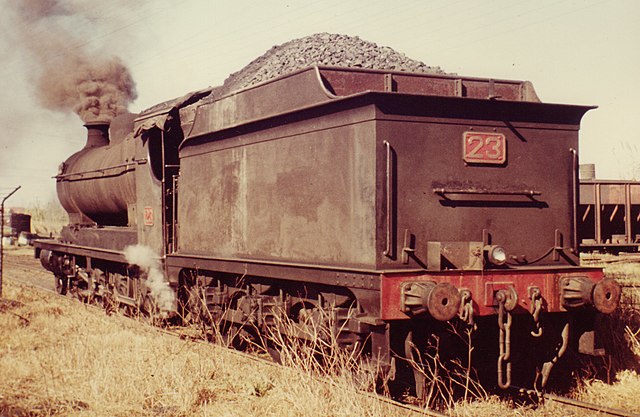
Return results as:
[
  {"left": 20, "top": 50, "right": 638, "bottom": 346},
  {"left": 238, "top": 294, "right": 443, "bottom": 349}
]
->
[{"left": 84, "top": 120, "right": 110, "bottom": 148}]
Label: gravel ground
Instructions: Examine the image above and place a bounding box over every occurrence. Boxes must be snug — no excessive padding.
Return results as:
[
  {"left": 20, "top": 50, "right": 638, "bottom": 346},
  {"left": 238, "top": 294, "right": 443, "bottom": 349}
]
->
[{"left": 1, "top": 246, "right": 54, "bottom": 292}]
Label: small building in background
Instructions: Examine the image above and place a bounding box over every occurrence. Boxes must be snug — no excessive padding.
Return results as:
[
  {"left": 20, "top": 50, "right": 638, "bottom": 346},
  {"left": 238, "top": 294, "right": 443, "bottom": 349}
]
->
[{"left": 2, "top": 208, "right": 33, "bottom": 246}]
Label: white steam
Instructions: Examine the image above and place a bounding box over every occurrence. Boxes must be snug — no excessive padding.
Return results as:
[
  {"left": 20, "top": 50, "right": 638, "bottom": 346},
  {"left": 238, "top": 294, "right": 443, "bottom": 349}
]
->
[{"left": 124, "top": 244, "right": 174, "bottom": 311}]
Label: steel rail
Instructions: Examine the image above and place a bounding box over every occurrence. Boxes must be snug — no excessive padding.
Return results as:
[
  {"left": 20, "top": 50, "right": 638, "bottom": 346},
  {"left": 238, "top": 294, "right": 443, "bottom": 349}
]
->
[
  {"left": 543, "top": 393, "right": 640, "bottom": 417},
  {"left": 362, "top": 392, "right": 450, "bottom": 417},
  {"left": 514, "top": 386, "right": 640, "bottom": 417}
]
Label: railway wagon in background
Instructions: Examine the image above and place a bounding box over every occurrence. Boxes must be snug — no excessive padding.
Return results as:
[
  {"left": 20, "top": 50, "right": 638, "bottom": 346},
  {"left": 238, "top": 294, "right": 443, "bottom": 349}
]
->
[
  {"left": 35, "top": 66, "right": 621, "bottom": 397},
  {"left": 579, "top": 165, "right": 640, "bottom": 253}
]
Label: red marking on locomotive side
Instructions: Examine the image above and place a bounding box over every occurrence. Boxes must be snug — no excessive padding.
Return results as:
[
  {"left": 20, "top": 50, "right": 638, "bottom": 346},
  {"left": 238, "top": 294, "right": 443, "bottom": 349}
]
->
[{"left": 143, "top": 207, "right": 154, "bottom": 226}]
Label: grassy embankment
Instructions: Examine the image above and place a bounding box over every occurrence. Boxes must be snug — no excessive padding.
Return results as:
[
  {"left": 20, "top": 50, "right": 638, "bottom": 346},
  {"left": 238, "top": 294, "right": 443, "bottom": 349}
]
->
[
  {"left": 1, "top": 267, "right": 639, "bottom": 416},
  {"left": 0, "top": 276, "right": 416, "bottom": 417},
  {"left": 0, "top": 219, "right": 638, "bottom": 416}
]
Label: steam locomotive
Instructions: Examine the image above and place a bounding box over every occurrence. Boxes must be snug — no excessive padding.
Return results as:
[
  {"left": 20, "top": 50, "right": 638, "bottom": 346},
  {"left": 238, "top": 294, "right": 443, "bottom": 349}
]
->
[{"left": 34, "top": 66, "right": 621, "bottom": 396}]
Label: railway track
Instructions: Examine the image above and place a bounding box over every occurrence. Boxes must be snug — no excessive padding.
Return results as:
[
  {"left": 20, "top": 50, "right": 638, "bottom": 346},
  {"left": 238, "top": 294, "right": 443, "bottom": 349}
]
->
[
  {"left": 511, "top": 387, "right": 640, "bottom": 417},
  {"left": 539, "top": 392, "right": 640, "bottom": 417},
  {"left": 3, "top": 249, "right": 640, "bottom": 417},
  {"left": 2, "top": 248, "right": 53, "bottom": 286}
]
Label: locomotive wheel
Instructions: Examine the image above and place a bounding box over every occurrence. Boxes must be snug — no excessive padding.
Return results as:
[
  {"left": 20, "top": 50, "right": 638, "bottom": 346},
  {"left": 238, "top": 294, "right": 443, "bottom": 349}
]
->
[
  {"left": 141, "top": 293, "right": 157, "bottom": 315},
  {"left": 262, "top": 302, "right": 319, "bottom": 364},
  {"left": 103, "top": 291, "right": 118, "bottom": 315},
  {"left": 140, "top": 294, "right": 161, "bottom": 325},
  {"left": 88, "top": 269, "right": 106, "bottom": 307},
  {"left": 72, "top": 279, "right": 89, "bottom": 303},
  {"left": 111, "top": 273, "right": 135, "bottom": 315},
  {"left": 121, "top": 304, "right": 136, "bottom": 317},
  {"left": 54, "top": 275, "right": 68, "bottom": 295},
  {"left": 291, "top": 302, "right": 323, "bottom": 337},
  {"left": 88, "top": 293, "right": 103, "bottom": 307}
]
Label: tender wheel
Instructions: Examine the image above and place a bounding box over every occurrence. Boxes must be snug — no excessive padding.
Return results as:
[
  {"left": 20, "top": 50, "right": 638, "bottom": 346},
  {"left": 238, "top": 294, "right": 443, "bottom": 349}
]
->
[
  {"left": 221, "top": 323, "right": 256, "bottom": 350},
  {"left": 54, "top": 275, "right": 68, "bottom": 295},
  {"left": 266, "top": 343, "right": 282, "bottom": 363}
]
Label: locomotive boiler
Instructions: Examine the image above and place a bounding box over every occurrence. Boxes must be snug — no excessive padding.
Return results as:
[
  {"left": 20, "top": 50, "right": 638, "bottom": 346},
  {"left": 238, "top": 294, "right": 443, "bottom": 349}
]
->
[{"left": 35, "top": 66, "right": 621, "bottom": 396}]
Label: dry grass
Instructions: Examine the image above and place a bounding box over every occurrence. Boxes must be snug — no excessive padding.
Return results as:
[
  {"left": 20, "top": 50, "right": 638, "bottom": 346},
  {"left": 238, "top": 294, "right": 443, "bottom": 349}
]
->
[
  {"left": 604, "top": 263, "right": 640, "bottom": 286},
  {"left": 449, "top": 370, "right": 640, "bottom": 417},
  {"left": 3, "top": 280, "right": 636, "bottom": 417},
  {"left": 627, "top": 326, "right": 640, "bottom": 357},
  {"left": 2, "top": 246, "right": 639, "bottom": 417},
  {"left": 0, "top": 278, "right": 410, "bottom": 417},
  {"left": 581, "top": 253, "right": 640, "bottom": 285},
  {"left": 574, "top": 370, "right": 640, "bottom": 414}
]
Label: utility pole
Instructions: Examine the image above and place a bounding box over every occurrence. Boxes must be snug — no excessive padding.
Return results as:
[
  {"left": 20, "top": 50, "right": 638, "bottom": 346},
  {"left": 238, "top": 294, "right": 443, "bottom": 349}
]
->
[{"left": 1, "top": 186, "right": 21, "bottom": 298}]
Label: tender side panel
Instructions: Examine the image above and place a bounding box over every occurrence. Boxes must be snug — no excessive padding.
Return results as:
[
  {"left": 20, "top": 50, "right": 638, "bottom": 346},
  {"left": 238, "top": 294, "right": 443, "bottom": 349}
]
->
[{"left": 178, "top": 105, "right": 378, "bottom": 269}]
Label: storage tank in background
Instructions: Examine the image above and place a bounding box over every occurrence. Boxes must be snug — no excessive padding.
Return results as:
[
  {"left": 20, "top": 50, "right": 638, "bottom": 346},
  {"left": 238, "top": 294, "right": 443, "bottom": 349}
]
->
[{"left": 10, "top": 212, "right": 31, "bottom": 236}]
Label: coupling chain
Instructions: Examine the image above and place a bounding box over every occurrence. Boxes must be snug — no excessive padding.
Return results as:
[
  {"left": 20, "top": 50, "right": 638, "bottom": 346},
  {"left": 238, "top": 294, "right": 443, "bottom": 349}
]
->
[
  {"left": 497, "top": 293, "right": 513, "bottom": 389},
  {"left": 530, "top": 287, "right": 543, "bottom": 337},
  {"left": 458, "top": 289, "right": 475, "bottom": 327}
]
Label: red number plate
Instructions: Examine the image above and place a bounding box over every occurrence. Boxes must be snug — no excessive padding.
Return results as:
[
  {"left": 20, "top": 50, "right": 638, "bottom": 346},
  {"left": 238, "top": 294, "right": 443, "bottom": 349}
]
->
[{"left": 463, "top": 132, "right": 506, "bottom": 164}]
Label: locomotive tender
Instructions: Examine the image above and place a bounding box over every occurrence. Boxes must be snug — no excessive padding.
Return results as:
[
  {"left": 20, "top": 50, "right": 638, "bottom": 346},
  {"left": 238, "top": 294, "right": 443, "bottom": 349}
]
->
[{"left": 35, "top": 66, "right": 621, "bottom": 394}]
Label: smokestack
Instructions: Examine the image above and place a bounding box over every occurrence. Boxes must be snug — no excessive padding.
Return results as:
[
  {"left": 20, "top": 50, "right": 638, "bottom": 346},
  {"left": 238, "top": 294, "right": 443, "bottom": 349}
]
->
[{"left": 84, "top": 121, "right": 110, "bottom": 148}]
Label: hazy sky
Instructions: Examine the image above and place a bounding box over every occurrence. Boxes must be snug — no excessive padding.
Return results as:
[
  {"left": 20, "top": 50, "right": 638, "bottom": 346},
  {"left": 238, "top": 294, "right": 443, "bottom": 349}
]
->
[{"left": 1, "top": 0, "right": 639, "bottom": 206}]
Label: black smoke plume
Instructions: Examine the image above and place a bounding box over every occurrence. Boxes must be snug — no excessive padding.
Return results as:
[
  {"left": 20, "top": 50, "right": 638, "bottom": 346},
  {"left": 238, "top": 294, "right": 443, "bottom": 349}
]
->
[{"left": 8, "top": 0, "right": 137, "bottom": 122}]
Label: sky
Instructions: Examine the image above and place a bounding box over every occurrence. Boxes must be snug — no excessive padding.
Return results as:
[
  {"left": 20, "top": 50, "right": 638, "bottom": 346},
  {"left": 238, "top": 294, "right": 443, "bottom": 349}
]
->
[{"left": 0, "top": 0, "right": 639, "bottom": 207}]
